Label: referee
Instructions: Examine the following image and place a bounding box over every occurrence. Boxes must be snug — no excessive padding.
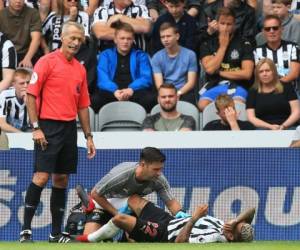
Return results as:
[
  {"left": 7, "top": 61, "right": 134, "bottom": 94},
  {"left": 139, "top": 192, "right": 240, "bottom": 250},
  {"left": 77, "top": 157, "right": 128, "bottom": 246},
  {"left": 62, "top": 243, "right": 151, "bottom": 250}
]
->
[{"left": 19, "top": 21, "right": 96, "bottom": 243}]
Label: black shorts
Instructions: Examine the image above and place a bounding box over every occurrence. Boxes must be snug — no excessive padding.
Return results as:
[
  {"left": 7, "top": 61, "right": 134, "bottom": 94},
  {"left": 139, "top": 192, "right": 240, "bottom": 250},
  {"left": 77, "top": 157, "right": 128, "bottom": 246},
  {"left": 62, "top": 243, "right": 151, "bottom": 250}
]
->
[
  {"left": 34, "top": 119, "right": 78, "bottom": 174},
  {"left": 86, "top": 209, "right": 112, "bottom": 225},
  {"left": 129, "top": 202, "right": 173, "bottom": 242}
]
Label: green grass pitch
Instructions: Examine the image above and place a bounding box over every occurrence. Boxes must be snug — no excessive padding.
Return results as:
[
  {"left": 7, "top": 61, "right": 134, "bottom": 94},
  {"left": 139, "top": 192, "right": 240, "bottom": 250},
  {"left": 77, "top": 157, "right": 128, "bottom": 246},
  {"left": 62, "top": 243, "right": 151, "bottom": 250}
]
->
[{"left": 1, "top": 241, "right": 300, "bottom": 250}]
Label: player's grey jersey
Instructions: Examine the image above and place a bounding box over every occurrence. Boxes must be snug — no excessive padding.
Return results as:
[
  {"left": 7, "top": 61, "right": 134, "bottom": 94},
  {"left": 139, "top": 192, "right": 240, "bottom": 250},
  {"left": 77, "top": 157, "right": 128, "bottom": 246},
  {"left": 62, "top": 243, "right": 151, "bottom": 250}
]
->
[
  {"left": 93, "top": 162, "right": 174, "bottom": 202},
  {"left": 167, "top": 215, "right": 227, "bottom": 243}
]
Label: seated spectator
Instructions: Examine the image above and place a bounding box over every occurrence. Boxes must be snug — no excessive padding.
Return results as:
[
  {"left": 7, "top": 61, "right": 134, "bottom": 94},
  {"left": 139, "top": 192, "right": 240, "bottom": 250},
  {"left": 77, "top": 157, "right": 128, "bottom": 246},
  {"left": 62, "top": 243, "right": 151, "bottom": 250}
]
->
[
  {"left": 0, "top": 0, "right": 42, "bottom": 68},
  {"left": 92, "top": 21, "right": 156, "bottom": 113},
  {"left": 246, "top": 58, "right": 300, "bottom": 130},
  {"left": 150, "top": 0, "right": 198, "bottom": 55},
  {"left": 198, "top": 0, "right": 256, "bottom": 44},
  {"left": 254, "top": 15, "right": 300, "bottom": 87},
  {"left": 42, "top": 0, "right": 90, "bottom": 52},
  {"left": 0, "top": 68, "right": 31, "bottom": 132},
  {"left": 198, "top": 7, "right": 254, "bottom": 111},
  {"left": 92, "top": 0, "right": 151, "bottom": 51},
  {"left": 0, "top": 32, "right": 17, "bottom": 92},
  {"left": 203, "top": 94, "right": 255, "bottom": 130},
  {"left": 290, "top": 125, "right": 300, "bottom": 147},
  {"left": 256, "top": 0, "right": 300, "bottom": 46},
  {"left": 151, "top": 22, "right": 198, "bottom": 106},
  {"left": 143, "top": 83, "right": 196, "bottom": 131}
]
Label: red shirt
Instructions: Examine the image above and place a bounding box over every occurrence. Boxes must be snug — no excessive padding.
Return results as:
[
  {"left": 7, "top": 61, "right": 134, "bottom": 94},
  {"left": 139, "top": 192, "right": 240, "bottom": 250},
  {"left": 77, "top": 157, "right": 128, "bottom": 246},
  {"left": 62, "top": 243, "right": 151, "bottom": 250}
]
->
[{"left": 27, "top": 50, "right": 90, "bottom": 121}]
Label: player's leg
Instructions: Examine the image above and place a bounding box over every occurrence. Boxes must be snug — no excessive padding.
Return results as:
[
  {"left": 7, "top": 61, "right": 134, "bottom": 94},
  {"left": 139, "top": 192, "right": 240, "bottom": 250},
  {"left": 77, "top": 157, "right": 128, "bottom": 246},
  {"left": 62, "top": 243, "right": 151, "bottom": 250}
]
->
[{"left": 127, "top": 194, "right": 150, "bottom": 217}]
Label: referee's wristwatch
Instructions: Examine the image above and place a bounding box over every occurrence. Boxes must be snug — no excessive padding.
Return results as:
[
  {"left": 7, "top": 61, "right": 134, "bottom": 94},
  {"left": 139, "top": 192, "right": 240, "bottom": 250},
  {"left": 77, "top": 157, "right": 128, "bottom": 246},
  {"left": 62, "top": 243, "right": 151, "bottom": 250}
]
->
[
  {"left": 85, "top": 132, "right": 93, "bottom": 140},
  {"left": 32, "top": 121, "right": 41, "bottom": 131}
]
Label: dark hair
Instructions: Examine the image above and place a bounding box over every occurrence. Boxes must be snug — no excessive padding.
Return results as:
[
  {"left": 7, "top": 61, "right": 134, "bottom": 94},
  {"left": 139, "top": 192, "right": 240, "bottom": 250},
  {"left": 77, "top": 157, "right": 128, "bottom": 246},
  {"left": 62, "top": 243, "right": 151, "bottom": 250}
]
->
[
  {"left": 263, "top": 14, "right": 282, "bottom": 26},
  {"left": 158, "top": 83, "right": 177, "bottom": 92},
  {"left": 140, "top": 147, "right": 166, "bottom": 163},
  {"left": 217, "top": 7, "right": 236, "bottom": 20},
  {"left": 159, "top": 22, "right": 179, "bottom": 34},
  {"left": 165, "top": 0, "right": 185, "bottom": 4},
  {"left": 112, "top": 21, "right": 135, "bottom": 35},
  {"left": 271, "top": 0, "right": 292, "bottom": 5}
]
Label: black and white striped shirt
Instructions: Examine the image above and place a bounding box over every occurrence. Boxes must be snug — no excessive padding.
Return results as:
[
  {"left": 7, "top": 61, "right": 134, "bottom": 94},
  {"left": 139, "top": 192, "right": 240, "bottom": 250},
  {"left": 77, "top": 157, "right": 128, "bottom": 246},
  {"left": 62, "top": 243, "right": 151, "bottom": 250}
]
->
[
  {"left": 254, "top": 40, "right": 300, "bottom": 77},
  {"left": 42, "top": 11, "right": 90, "bottom": 51},
  {"left": 167, "top": 215, "right": 227, "bottom": 243},
  {"left": 0, "top": 88, "right": 29, "bottom": 131},
  {"left": 0, "top": 32, "right": 17, "bottom": 81},
  {"left": 92, "top": 2, "right": 150, "bottom": 51}
]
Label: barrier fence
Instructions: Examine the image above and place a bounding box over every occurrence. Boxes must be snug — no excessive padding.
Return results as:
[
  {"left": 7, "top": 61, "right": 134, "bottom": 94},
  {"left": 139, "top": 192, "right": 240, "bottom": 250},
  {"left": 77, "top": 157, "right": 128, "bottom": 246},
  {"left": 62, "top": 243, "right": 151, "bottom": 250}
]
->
[{"left": 0, "top": 147, "right": 299, "bottom": 241}]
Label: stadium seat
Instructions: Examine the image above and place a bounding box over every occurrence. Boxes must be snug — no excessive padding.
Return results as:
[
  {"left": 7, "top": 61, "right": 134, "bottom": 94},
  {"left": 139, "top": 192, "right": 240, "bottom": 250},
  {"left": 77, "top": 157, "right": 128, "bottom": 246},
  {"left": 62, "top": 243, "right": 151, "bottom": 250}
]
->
[
  {"left": 202, "top": 101, "right": 247, "bottom": 128},
  {"left": 97, "top": 101, "right": 147, "bottom": 131},
  {"left": 150, "top": 101, "right": 201, "bottom": 130}
]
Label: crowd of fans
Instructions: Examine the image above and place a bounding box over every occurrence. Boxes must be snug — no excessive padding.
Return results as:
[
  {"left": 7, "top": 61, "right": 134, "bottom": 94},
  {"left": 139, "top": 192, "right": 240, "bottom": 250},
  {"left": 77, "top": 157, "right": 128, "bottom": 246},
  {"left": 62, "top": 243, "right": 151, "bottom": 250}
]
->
[{"left": 0, "top": 0, "right": 300, "bottom": 135}]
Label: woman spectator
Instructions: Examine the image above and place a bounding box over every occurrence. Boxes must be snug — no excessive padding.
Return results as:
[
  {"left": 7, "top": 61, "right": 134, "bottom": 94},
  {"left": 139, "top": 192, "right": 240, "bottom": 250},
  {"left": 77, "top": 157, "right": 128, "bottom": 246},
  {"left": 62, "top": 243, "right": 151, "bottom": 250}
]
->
[{"left": 246, "top": 58, "right": 300, "bottom": 130}]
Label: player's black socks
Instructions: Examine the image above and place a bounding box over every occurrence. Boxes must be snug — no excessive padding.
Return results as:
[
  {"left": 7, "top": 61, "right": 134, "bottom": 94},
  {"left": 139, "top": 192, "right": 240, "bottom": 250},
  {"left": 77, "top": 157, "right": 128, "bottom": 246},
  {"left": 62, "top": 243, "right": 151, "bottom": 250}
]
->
[
  {"left": 22, "top": 182, "right": 44, "bottom": 230},
  {"left": 50, "top": 186, "right": 66, "bottom": 236}
]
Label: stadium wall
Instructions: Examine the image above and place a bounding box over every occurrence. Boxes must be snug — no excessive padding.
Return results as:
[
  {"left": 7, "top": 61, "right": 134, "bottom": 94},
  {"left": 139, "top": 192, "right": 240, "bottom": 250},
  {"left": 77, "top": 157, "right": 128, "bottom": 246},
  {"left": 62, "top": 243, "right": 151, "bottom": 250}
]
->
[{"left": 0, "top": 131, "right": 299, "bottom": 241}]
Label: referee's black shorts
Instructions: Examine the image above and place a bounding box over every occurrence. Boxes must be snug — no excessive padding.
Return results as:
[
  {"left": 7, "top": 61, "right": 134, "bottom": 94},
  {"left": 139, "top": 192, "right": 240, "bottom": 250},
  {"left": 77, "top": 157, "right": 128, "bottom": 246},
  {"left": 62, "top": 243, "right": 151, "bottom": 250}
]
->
[{"left": 34, "top": 119, "right": 78, "bottom": 174}]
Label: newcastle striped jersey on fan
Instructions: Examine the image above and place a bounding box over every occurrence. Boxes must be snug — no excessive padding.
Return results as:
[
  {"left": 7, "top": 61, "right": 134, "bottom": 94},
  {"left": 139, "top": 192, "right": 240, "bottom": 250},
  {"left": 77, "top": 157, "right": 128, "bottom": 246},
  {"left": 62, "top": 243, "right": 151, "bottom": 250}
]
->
[
  {"left": 0, "top": 88, "right": 29, "bottom": 131},
  {"left": 0, "top": 32, "right": 17, "bottom": 81},
  {"left": 167, "top": 215, "right": 227, "bottom": 243},
  {"left": 92, "top": 2, "right": 150, "bottom": 51},
  {"left": 42, "top": 11, "right": 90, "bottom": 50},
  {"left": 254, "top": 40, "right": 300, "bottom": 77}
]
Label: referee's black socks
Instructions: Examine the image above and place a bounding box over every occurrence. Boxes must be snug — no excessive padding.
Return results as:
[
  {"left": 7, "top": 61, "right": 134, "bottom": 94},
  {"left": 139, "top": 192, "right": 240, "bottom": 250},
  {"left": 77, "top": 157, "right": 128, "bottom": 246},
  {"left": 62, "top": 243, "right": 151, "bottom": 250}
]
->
[
  {"left": 50, "top": 186, "right": 66, "bottom": 236},
  {"left": 22, "top": 182, "right": 44, "bottom": 230}
]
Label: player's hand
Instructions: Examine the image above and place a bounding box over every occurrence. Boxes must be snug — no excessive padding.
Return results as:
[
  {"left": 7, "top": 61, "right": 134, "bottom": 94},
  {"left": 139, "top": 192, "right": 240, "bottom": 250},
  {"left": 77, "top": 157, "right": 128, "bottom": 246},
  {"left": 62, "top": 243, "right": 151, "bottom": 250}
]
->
[
  {"left": 192, "top": 204, "right": 208, "bottom": 221},
  {"left": 33, "top": 129, "right": 48, "bottom": 151},
  {"left": 223, "top": 219, "right": 237, "bottom": 233},
  {"left": 86, "top": 137, "right": 96, "bottom": 159},
  {"left": 175, "top": 210, "right": 191, "bottom": 219},
  {"left": 82, "top": 195, "right": 95, "bottom": 213}
]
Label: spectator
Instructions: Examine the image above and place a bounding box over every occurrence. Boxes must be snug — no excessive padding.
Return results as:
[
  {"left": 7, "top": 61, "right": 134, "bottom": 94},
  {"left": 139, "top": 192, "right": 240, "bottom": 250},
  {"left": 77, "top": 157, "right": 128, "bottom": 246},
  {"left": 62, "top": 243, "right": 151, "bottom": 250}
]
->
[
  {"left": 256, "top": 0, "right": 300, "bottom": 46},
  {"left": 0, "top": 0, "right": 42, "bottom": 68},
  {"left": 143, "top": 83, "right": 196, "bottom": 131},
  {"left": 0, "top": 68, "right": 31, "bottom": 132},
  {"left": 150, "top": 0, "right": 198, "bottom": 55},
  {"left": 92, "top": 21, "right": 156, "bottom": 113},
  {"left": 203, "top": 94, "right": 254, "bottom": 130},
  {"left": 0, "top": 32, "right": 17, "bottom": 91},
  {"left": 198, "top": 7, "right": 254, "bottom": 112},
  {"left": 42, "top": 0, "right": 90, "bottom": 52},
  {"left": 151, "top": 22, "right": 198, "bottom": 105},
  {"left": 92, "top": 0, "right": 151, "bottom": 51},
  {"left": 198, "top": 0, "right": 256, "bottom": 44},
  {"left": 254, "top": 15, "right": 300, "bottom": 88},
  {"left": 246, "top": 58, "right": 300, "bottom": 130}
]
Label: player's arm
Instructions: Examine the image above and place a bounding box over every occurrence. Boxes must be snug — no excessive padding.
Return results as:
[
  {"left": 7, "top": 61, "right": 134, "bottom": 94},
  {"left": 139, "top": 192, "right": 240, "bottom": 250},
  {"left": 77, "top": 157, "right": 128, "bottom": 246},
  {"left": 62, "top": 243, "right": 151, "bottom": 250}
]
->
[
  {"left": 223, "top": 207, "right": 256, "bottom": 232},
  {"left": 175, "top": 204, "right": 208, "bottom": 243},
  {"left": 90, "top": 188, "right": 119, "bottom": 216},
  {"left": 165, "top": 199, "right": 182, "bottom": 216}
]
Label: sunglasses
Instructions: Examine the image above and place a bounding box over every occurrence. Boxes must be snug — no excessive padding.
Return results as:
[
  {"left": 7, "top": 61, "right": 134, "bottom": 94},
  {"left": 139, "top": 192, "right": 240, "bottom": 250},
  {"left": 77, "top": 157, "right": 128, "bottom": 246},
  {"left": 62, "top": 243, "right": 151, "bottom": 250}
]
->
[{"left": 263, "top": 26, "right": 280, "bottom": 32}]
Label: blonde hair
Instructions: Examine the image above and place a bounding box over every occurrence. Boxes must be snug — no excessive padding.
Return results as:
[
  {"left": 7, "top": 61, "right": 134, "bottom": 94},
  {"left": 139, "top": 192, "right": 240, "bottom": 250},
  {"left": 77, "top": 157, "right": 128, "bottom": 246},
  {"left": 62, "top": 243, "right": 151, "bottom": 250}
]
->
[
  {"left": 215, "top": 94, "right": 235, "bottom": 112},
  {"left": 253, "top": 58, "right": 283, "bottom": 93}
]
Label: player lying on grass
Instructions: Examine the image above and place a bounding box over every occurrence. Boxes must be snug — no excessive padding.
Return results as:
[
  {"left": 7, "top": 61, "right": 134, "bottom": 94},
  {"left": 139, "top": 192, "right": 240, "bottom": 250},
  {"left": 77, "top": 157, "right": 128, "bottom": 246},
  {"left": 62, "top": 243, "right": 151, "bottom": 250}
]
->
[{"left": 76, "top": 194, "right": 255, "bottom": 243}]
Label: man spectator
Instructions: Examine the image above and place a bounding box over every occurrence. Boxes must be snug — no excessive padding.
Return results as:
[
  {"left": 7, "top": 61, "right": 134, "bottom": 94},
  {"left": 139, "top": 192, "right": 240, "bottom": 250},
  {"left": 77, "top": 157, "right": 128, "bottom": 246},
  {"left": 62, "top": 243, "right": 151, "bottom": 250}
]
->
[
  {"left": 19, "top": 21, "right": 96, "bottom": 243},
  {"left": 254, "top": 15, "right": 300, "bottom": 87},
  {"left": 256, "top": 0, "right": 300, "bottom": 46},
  {"left": 198, "top": 0, "right": 256, "bottom": 44},
  {"left": 198, "top": 7, "right": 254, "bottom": 111},
  {"left": 0, "top": 0, "right": 42, "bottom": 68},
  {"left": 92, "top": 21, "right": 156, "bottom": 113},
  {"left": 77, "top": 147, "right": 188, "bottom": 236},
  {"left": 76, "top": 195, "right": 255, "bottom": 243},
  {"left": 0, "top": 68, "right": 31, "bottom": 132},
  {"left": 203, "top": 94, "right": 254, "bottom": 130},
  {"left": 143, "top": 83, "right": 196, "bottom": 131},
  {"left": 0, "top": 32, "right": 17, "bottom": 91},
  {"left": 150, "top": 0, "right": 198, "bottom": 54},
  {"left": 92, "top": 0, "right": 151, "bottom": 51},
  {"left": 151, "top": 22, "right": 198, "bottom": 105}
]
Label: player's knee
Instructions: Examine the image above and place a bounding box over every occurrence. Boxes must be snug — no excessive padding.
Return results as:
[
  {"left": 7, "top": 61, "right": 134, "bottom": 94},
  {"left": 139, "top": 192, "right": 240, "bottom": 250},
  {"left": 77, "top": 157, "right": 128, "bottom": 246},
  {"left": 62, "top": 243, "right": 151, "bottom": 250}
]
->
[
  {"left": 112, "top": 214, "right": 127, "bottom": 227},
  {"left": 32, "top": 172, "right": 50, "bottom": 187},
  {"left": 52, "top": 174, "right": 68, "bottom": 188}
]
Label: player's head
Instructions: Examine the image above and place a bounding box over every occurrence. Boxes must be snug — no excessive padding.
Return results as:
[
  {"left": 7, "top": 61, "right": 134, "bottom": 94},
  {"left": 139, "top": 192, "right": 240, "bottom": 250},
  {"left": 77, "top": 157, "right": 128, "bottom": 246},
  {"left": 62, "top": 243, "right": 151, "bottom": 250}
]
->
[
  {"left": 215, "top": 94, "right": 236, "bottom": 122},
  {"left": 12, "top": 68, "right": 32, "bottom": 99},
  {"left": 139, "top": 147, "right": 166, "bottom": 180},
  {"left": 158, "top": 83, "right": 178, "bottom": 112},
  {"left": 224, "top": 222, "right": 254, "bottom": 242}
]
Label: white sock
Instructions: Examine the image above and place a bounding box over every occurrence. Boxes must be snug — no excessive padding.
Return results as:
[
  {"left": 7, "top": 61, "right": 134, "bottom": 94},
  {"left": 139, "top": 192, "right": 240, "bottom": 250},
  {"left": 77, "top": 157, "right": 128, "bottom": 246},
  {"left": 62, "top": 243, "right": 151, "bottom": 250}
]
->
[{"left": 87, "top": 219, "right": 120, "bottom": 242}]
